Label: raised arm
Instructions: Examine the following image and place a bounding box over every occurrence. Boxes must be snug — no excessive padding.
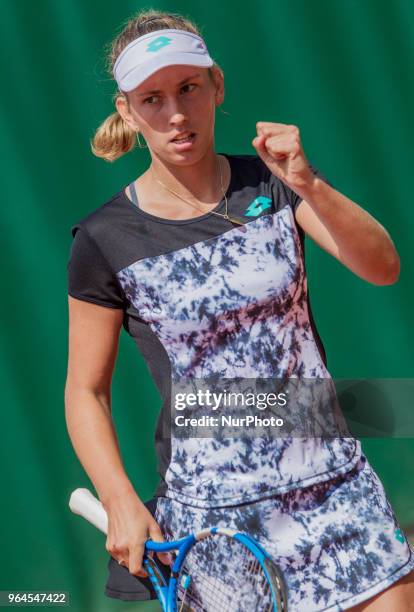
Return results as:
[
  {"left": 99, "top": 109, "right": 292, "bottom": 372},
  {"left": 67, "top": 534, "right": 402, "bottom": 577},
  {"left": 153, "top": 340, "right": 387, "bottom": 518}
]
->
[
  {"left": 252, "top": 122, "right": 400, "bottom": 286},
  {"left": 294, "top": 182, "right": 400, "bottom": 286}
]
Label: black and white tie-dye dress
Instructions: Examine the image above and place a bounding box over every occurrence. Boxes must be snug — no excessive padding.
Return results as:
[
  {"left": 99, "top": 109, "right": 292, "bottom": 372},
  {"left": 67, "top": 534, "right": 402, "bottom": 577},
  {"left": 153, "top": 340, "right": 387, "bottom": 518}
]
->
[{"left": 67, "top": 153, "right": 414, "bottom": 610}]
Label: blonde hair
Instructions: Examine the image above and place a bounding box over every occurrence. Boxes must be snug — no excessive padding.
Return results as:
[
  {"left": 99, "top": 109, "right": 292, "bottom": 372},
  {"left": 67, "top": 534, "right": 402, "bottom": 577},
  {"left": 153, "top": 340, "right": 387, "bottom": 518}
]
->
[{"left": 91, "top": 9, "right": 223, "bottom": 162}]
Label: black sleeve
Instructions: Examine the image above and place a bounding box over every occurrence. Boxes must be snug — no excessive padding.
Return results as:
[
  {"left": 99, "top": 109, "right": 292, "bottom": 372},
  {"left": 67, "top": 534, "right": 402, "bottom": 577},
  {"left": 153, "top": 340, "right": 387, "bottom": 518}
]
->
[
  {"left": 268, "top": 161, "right": 335, "bottom": 216},
  {"left": 67, "top": 225, "right": 126, "bottom": 309}
]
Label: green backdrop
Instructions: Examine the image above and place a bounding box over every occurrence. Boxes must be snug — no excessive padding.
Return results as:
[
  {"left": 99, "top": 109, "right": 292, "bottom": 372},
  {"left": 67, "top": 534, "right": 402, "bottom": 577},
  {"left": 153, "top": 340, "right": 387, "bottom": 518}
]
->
[{"left": 1, "top": 1, "right": 413, "bottom": 610}]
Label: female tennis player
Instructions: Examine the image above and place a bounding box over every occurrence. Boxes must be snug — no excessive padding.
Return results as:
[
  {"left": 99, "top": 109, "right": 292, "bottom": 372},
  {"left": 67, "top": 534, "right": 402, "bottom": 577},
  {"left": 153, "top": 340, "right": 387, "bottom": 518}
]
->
[{"left": 65, "top": 9, "right": 414, "bottom": 611}]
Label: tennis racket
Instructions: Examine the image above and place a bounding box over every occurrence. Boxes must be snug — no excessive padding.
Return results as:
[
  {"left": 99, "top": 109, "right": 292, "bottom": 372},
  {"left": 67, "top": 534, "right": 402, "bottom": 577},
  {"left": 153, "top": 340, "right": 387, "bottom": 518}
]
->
[{"left": 69, "top": 488, "right": 288, "bottom": 611}]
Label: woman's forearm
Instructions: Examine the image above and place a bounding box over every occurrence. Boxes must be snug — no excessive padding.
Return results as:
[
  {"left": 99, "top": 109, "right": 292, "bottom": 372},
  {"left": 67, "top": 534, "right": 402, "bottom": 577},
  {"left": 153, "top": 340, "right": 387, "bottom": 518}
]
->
[
  {"left": 64, "top": 386, "right": 137, "bottom": 507},
  {"left": 296, "top": 177, "right": 400, "bottom": 284}
]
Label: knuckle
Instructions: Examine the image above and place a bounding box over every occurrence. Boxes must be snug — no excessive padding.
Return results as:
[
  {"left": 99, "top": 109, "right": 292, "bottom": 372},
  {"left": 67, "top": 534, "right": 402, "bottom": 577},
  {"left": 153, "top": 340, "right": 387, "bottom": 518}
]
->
[
  {"left": 110, "top": 541, "right": 127, "bottom": 555},
  {"left": 106, "top": 540, "right": 117, "bottom": 554},
  {"left": 129, "top": 559, "right": 145, "bottom": 576},
  {"left": 149, "top": 523, "right": 163, "bottom": 537},
  {"left": 153, "top": 533, "right": 164, "bottom": 543}
]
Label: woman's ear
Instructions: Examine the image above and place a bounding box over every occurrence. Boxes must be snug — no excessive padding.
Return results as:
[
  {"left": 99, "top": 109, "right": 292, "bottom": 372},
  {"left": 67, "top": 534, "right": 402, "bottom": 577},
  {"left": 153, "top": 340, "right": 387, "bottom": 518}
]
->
[
  {"left": 115, "top": 94, "right": 140, "bottom": 131},
  {"left": 211, "top": 66, "right": 225, "bottom": 106}
]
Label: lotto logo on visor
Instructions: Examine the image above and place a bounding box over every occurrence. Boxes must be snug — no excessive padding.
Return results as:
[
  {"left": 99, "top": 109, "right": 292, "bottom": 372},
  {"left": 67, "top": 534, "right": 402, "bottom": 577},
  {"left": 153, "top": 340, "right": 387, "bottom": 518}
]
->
[
  {"left": 113, "top": 28, "right": 214, "bottom": 92},
  {"left": 147, "top": 36, "right": 172, "bottom": 53}
]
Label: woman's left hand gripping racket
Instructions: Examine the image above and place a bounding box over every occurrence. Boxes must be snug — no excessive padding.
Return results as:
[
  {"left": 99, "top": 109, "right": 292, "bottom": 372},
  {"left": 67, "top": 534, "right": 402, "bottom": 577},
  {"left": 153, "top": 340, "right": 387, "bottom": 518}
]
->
[{"left": 69, "top": 488, "right": 288, "bottom": 611}]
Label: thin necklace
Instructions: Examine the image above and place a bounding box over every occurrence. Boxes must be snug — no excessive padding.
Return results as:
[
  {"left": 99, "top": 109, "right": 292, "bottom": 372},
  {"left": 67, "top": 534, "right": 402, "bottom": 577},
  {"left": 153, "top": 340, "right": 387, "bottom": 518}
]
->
[{"left": 150, "top": 155, "right": 244, "bottom": 225}]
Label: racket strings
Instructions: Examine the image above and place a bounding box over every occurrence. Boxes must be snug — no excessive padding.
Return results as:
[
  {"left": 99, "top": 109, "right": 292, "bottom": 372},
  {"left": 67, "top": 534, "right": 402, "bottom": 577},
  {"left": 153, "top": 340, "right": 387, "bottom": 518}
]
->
[{"left": 176, "top": 535, "right": 277, "bottom": 611}]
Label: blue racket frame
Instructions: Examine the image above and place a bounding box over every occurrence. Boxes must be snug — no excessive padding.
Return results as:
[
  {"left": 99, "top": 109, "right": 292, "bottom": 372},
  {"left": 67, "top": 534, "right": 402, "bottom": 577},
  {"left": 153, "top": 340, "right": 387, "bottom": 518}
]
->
[{"left": 142, "top": 526, "right": 286, "bottom": 612}]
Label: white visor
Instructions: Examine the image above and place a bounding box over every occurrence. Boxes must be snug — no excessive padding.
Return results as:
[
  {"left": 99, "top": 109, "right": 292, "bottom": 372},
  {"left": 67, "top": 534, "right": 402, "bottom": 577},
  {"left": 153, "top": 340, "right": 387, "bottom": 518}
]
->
[{"left": 113, "top": 28, "right": 214, "bottom": 93}]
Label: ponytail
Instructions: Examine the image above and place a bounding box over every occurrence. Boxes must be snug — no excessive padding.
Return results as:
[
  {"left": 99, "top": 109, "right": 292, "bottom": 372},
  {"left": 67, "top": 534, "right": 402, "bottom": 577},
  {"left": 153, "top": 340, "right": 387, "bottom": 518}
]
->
[{"left": 90, "top": 99, "right": 136, "bottom": 163}]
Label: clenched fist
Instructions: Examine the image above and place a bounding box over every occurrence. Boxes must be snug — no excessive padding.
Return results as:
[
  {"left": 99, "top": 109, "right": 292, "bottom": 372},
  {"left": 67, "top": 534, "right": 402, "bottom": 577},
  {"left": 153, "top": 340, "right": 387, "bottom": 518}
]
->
[{"left": 252, "top": 122, "right": 315, "bottom": 193}]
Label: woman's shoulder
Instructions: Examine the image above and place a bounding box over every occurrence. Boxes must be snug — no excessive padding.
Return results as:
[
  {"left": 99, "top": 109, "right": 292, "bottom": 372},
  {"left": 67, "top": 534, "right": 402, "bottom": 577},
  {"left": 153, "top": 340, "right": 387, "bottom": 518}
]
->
[
  {"left": 227, "top": 151, "right": 333, "bottom": 194},
  {"left": 225, "top": 151, "right": 273, "bottom": 186},
  {"left": 69, "top": 187, "right": 130, "bottom": 240},
  {"left": 227, "top": 151, "right": 285, "bottom": 184}
]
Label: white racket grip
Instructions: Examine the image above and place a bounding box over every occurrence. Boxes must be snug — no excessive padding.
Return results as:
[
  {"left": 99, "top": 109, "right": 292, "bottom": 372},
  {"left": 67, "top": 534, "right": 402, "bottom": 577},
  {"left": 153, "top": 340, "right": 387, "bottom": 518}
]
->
[{"left": 69, "top": 488, "right": 108, "bottom": 535}]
